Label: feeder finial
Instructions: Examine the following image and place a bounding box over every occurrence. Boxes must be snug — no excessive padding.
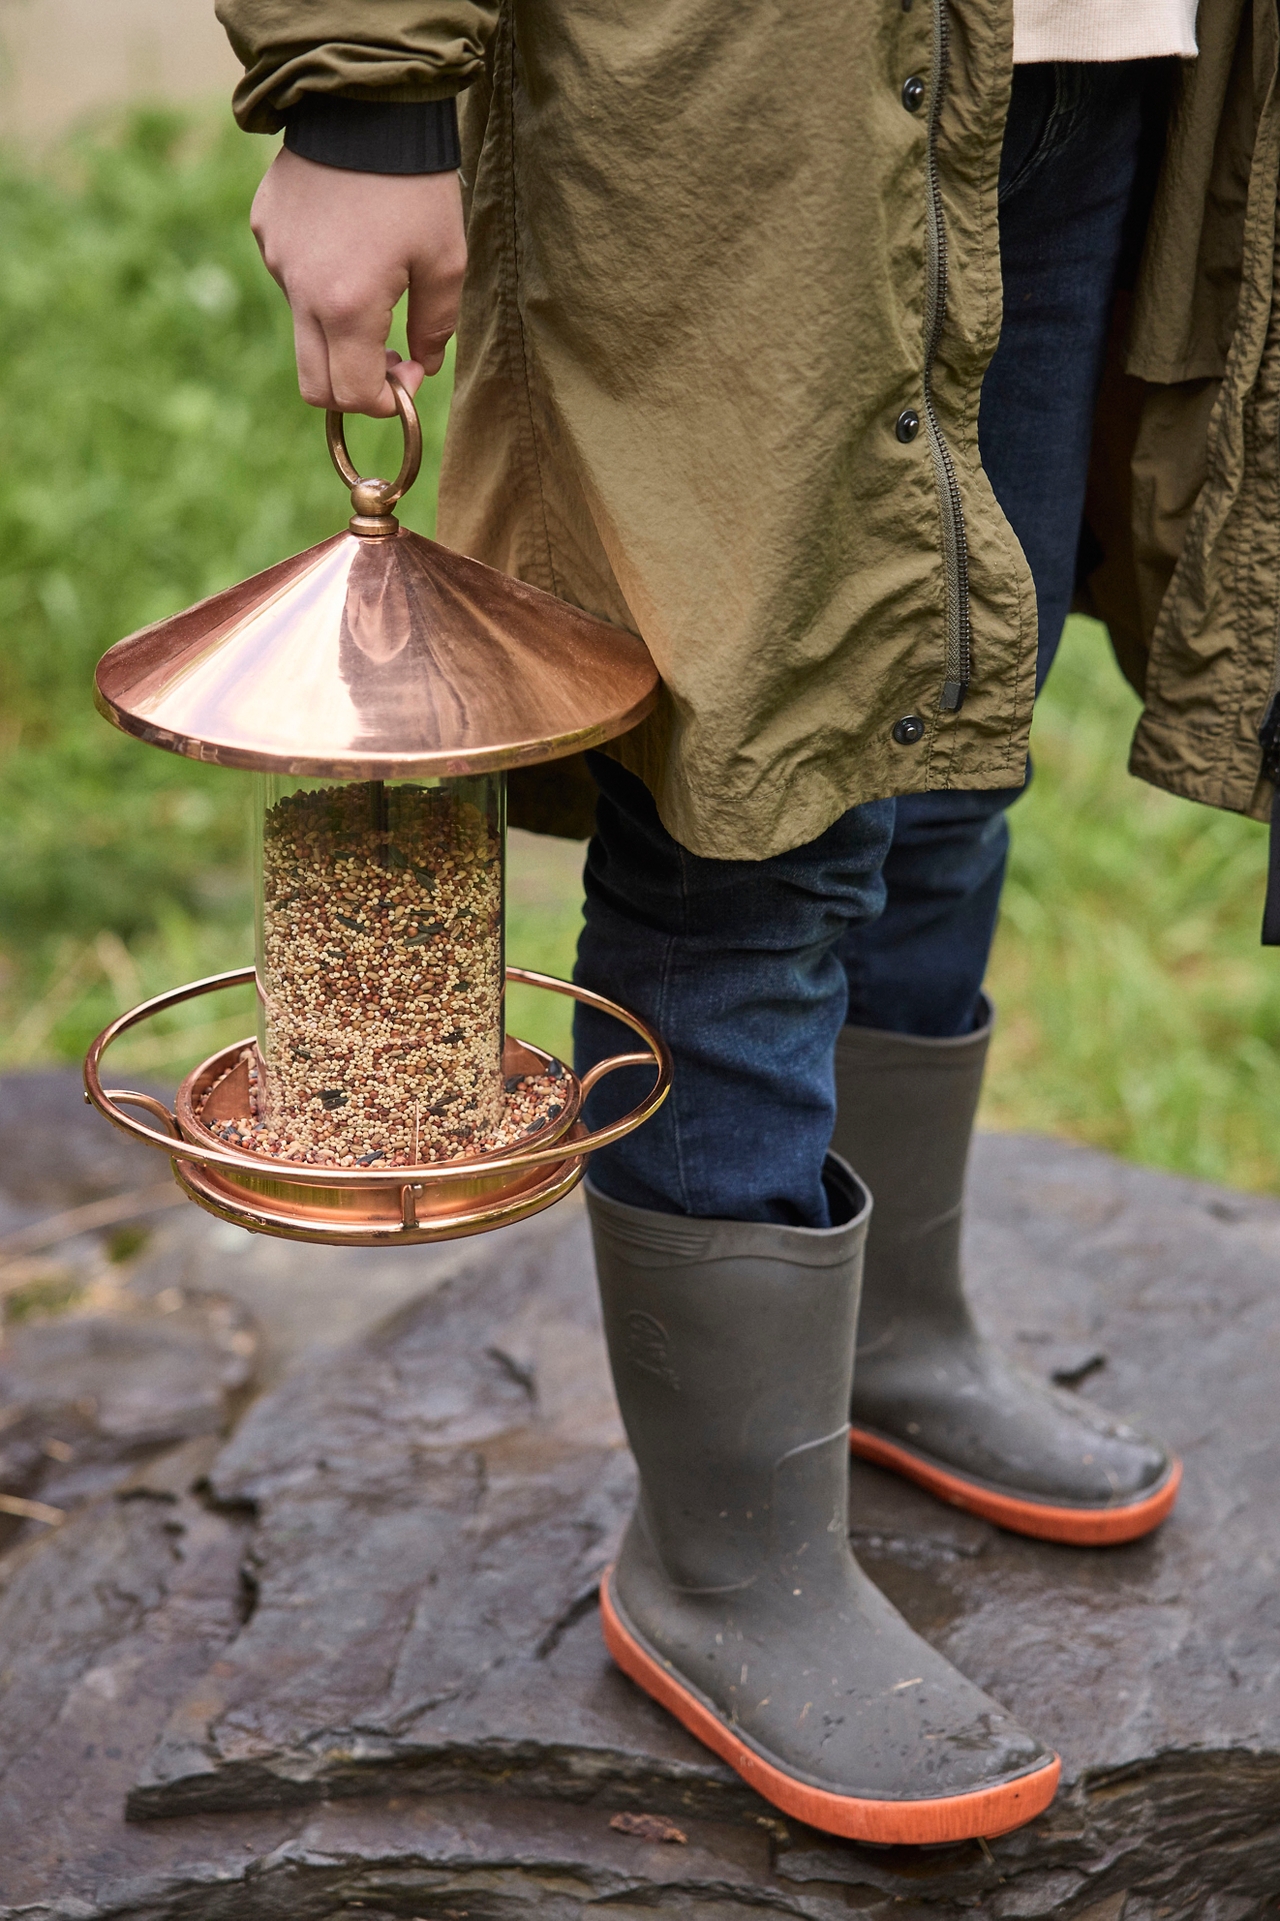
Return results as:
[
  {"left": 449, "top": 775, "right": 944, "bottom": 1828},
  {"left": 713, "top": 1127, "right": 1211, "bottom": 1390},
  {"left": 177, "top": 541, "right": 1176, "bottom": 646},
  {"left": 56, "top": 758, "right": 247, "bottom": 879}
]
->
[{"left": 326, "top": 370, "right": 423, "bottom": 537}]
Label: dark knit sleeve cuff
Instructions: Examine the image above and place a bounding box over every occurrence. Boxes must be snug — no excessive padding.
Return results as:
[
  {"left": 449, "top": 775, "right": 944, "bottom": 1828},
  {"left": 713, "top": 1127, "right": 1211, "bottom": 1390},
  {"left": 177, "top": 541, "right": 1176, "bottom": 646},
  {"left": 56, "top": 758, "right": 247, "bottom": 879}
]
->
[{"left": 283, "top": 95, "right": 461, "bottom": 174}]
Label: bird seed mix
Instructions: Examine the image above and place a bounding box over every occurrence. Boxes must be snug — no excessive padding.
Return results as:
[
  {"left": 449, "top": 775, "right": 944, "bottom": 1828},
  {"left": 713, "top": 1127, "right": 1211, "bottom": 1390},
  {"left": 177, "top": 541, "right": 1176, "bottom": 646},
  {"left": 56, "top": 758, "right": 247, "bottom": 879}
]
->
[{"left": 206, "top": 780, "right": 567, "bottom": 1168}]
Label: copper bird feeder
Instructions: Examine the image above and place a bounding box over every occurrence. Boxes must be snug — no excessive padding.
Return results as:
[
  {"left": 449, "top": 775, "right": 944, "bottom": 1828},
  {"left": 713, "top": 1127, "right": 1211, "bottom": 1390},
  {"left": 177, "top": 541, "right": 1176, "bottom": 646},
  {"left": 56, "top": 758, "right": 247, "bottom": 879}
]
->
[{"left": 84, "top": 379, "right": 670, "bottom": 1244}]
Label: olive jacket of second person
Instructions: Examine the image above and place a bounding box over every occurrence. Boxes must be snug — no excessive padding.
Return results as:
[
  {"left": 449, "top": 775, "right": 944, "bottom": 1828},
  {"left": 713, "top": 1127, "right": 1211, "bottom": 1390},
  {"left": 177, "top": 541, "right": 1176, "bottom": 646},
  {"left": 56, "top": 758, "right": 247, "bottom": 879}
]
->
[{"left": 219, "top": 0, "right": 1280, "bottom": 863}]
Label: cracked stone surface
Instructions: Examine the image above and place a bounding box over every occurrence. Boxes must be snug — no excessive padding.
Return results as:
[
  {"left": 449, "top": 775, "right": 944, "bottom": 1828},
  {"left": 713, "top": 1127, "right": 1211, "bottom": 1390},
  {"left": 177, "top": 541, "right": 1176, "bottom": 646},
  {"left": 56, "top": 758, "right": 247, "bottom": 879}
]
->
[
  {"left": 0, "top": 1459, "right": 252, "bottom": 1897},
  {"left": 0, "top": 1086, "right": 1278, "bottom": 1917},
  {"left": 0, "top": 1069, "right": 260, "bottom": 1542},
  {"left": 0, "top": 1292, "right": 258, "bottom": 1533}
]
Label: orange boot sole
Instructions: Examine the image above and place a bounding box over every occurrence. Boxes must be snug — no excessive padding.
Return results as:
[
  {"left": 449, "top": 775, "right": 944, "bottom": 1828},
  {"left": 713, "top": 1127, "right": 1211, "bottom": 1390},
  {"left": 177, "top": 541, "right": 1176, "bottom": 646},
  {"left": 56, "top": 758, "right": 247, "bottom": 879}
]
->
[{"left": 848, "top": 1426, "right": 1182, "bottom": 1546}]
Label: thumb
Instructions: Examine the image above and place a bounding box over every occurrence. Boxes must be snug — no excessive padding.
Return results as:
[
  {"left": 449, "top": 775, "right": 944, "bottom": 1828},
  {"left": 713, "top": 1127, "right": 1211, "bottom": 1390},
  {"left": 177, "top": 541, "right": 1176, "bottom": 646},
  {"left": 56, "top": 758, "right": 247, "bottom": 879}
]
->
[
  {"left": 384, "top": 350, "right": 424, "bottom": 399},
  {"left": 406, "top": 258, "right": 463, "bottom": 377}
]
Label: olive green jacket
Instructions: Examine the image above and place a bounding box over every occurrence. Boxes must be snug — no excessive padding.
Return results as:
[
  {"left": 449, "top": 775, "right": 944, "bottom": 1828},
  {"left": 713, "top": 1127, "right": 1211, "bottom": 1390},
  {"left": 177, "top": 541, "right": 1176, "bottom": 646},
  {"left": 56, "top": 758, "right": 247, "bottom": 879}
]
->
[{"left": 219, "top": 0, "right": 1280, "bottom": 858}]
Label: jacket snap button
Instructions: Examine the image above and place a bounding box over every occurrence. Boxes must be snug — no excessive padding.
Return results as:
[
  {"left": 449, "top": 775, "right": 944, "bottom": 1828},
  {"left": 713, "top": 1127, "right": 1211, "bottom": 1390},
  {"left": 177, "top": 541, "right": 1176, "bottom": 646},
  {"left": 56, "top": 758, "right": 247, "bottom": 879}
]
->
[
  {"left": 892, "top": 714, "right": 925, "bottom": 746},
  {"left": 901, "top": 74, "right": 926, "bottom": 111},
  {"left": 895, "top": 409, "right": 920, "bottom": 443}
]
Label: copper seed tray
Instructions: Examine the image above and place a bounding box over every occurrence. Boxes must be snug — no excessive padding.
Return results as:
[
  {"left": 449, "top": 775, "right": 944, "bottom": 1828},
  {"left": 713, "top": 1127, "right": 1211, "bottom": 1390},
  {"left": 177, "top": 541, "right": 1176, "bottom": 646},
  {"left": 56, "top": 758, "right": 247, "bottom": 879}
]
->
[{"left": 84, "top": 967, "right": 670, "bottom": 1246}]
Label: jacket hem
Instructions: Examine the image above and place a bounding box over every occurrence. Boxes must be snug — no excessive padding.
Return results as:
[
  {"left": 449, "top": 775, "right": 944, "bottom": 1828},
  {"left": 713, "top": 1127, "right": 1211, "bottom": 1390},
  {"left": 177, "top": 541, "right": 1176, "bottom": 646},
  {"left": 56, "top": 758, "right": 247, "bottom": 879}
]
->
[
  {"left": 633, "top": 746, "right": 1033, "bottom": 863},
  {"left": 1129, "top": 712, "right": 1271, "bottom": 823}
]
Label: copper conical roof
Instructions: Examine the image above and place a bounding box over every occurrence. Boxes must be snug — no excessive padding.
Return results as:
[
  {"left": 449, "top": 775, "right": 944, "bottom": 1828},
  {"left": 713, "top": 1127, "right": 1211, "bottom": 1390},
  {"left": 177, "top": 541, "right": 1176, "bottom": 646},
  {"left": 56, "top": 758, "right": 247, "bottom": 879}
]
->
[
  {"left": 95, "top": 381, "right": 657, "bottom": 779},
  {"left": 95, "top": 527, "right": 658, "bottom": 778}
]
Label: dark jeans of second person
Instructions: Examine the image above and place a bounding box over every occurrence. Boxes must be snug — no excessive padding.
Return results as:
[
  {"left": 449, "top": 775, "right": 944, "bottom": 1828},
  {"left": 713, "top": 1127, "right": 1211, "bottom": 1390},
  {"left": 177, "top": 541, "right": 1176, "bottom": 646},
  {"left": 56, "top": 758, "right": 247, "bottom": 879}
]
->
[{"left": 574, "top": 61, "right": 1151, "bottom": 1227}]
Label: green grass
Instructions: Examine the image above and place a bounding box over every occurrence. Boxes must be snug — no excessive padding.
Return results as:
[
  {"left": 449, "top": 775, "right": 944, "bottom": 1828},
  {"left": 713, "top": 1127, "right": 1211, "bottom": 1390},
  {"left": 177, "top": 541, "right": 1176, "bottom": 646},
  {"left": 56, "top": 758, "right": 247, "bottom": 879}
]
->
[
  {"left": 1, "top": 109, "right": 1278, "bottom": 1192},
  {"left": 983, "top": 618, "right": 1280, "bottom": 1192}
]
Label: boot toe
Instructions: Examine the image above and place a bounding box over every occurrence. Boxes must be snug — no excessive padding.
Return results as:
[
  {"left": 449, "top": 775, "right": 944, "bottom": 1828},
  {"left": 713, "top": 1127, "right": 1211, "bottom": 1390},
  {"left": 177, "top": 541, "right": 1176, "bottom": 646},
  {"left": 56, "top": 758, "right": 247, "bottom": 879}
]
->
[
  {"left": 735, "top": 1592, "right": 1053, "bottom": 1805},
  {"left": 608, "top": 1536, "right": 1058, "bottom": 1843},
  {"left": 1062, "top": 1396, "right": 1171, "bottom": 1501},
  {"left": 851, "top": 1345, "right": 1179, "bottom": 1542}
]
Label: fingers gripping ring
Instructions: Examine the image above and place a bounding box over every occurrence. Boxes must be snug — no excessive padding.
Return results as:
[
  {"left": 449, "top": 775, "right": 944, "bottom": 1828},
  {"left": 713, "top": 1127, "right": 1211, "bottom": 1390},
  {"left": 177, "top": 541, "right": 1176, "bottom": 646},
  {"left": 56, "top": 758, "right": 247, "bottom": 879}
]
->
[{"left": 326, "top": 368, "right": 423, "bottom": 533}]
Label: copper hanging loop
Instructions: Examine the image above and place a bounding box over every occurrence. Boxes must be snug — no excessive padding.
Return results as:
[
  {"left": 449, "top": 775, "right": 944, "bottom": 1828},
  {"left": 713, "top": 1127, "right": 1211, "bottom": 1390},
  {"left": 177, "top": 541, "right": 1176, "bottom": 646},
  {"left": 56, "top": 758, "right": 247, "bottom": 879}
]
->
[{"left": 326, "top": 368, "right": 424, "bottom": 537}]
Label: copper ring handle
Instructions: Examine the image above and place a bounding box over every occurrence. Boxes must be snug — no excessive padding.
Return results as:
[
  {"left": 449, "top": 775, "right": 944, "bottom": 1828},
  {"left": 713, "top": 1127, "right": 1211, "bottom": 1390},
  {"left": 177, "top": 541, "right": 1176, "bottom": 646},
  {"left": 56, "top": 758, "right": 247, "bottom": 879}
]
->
[
  {"left": 84, "top": 967, "right": 671, "bottom": 1188},
  {"left": 107, "top": 1090, "right": 181, "bottom": 1139},
  {"left": 325, "top": 367, "right": 423, "bottom": 519},
  {"left": 578, "top": 1052, "right": 658, "bottom": 1099}
]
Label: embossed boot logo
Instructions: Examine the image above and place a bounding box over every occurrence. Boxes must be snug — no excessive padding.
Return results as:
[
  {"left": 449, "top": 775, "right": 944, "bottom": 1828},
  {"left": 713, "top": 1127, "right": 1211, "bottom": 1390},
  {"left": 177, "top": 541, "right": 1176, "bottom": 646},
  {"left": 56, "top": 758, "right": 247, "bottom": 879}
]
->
[{"left": 624, "top": 1310, "right": 680, "bottom": 1389}]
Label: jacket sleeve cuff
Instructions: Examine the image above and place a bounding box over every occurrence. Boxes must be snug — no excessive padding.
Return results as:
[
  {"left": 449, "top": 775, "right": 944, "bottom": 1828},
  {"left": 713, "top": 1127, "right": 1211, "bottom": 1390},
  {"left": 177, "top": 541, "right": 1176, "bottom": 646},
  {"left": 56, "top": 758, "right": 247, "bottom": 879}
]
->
[{"left": 283, "top": 95, "right": 461, "bottom": 174}]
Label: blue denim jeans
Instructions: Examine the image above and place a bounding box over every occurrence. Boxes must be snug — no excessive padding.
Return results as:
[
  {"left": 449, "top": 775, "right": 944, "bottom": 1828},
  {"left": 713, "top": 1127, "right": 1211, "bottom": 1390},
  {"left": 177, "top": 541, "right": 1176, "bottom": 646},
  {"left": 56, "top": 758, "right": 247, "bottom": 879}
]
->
[{"left": 575, "top": 61, "right": 1151, "bottom": 1227}]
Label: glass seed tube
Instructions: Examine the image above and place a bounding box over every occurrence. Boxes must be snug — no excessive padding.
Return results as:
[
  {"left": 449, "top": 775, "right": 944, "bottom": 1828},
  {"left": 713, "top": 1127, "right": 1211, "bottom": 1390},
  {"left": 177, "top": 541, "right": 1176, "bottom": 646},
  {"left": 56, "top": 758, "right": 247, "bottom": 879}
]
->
[{"left": 253, "top": 772, "right": 506, "bottom": 1167}]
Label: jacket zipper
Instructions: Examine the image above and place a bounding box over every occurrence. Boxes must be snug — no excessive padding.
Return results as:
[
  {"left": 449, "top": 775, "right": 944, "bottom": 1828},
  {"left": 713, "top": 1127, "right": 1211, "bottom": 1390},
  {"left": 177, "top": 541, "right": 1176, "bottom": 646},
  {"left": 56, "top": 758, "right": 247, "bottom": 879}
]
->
[{"left": 922, "top": 0, "right": 971, "bottom": 712}]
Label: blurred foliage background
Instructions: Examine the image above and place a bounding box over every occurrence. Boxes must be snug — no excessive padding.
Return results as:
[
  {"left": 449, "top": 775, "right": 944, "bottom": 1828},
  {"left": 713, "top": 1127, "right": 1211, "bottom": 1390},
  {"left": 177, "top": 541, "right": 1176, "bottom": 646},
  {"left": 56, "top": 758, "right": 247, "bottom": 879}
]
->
[{"left": 1, "top": 111, "right": 1277, "bottom": 1190}]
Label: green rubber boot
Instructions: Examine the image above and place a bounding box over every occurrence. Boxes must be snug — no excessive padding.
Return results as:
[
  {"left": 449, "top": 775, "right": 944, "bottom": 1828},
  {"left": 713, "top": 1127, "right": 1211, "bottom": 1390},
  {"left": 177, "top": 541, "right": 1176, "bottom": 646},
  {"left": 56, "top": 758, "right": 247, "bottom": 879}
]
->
[
  {"left": 834, "top": 1004, "right": 1179, "bottom": 1545},
  {"left": 587, "top": 1157, "right": 1059, "bottom": 1844}
]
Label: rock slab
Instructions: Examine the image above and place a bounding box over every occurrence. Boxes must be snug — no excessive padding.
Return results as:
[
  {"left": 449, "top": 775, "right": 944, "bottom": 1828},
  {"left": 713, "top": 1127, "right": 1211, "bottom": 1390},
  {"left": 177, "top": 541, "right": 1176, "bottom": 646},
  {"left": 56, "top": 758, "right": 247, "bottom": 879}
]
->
[{"left": 2, "top": 1123, "right": 1280, "bottom": 1918}]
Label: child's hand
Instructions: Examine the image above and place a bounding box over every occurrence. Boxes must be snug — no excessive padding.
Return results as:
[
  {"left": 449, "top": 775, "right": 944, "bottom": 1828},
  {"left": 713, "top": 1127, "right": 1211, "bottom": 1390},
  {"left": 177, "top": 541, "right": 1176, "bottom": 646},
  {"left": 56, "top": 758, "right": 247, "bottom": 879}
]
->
[{"left": 250, "top": 147, "right": 466, "bottom": 417}]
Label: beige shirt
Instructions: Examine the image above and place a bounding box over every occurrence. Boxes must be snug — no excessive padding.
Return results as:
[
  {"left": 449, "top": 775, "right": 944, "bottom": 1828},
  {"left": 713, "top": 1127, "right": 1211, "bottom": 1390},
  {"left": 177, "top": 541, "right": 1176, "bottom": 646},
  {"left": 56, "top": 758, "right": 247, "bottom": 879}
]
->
[{"left": 1014, "top": 0, "right": 1199, "bottom": 61}]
